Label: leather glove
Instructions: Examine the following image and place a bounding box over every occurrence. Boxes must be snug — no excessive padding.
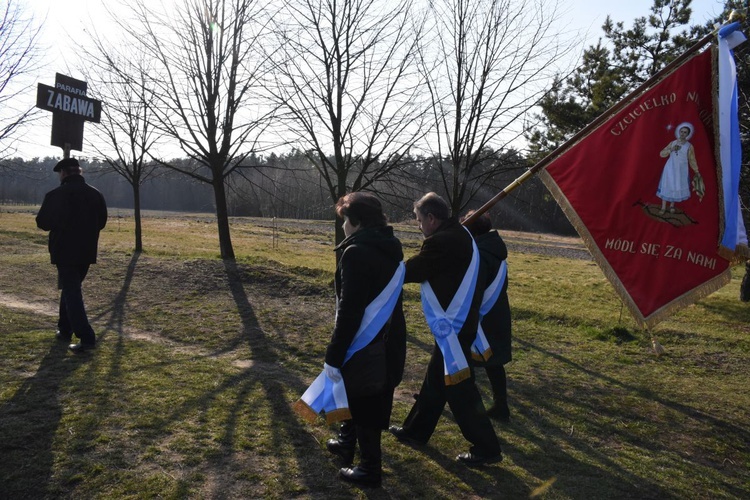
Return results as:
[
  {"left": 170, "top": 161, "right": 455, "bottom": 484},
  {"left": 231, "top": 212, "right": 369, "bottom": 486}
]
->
[{"left": 324, "top": 362, "right": 342, "bottom": 383}]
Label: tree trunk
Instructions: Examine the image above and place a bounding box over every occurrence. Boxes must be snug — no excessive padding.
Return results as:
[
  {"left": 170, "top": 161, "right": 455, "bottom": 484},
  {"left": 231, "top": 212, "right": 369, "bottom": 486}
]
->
[
  {"left": 133, "top": 184, "right": 143, "bottom": 253},
  {"left": 213, "top": 176, "right": 235, "bottom": 260},
  {"left": 334, "top": 170, "right": 347, "bottom": 245}
]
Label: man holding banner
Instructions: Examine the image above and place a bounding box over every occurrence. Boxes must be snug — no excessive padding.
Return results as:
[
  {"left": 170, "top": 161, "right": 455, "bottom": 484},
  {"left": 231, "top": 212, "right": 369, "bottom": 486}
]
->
[
  {"left": 461, "top": 210, "right": 512, "bottom": 423},
  {"left": 389, "top": 192, "right": 502, "bottom": 466}
]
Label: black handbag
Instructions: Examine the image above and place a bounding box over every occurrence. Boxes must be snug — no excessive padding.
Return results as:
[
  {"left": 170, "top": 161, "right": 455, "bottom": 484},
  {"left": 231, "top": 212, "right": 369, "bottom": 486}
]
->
[{"left": 341, "top": 340, "right": 387, "bottom": 397}]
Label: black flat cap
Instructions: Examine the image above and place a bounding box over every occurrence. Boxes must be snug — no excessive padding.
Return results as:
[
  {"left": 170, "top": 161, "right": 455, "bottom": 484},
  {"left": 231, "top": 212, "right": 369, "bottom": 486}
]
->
[{"left": 53, "top": 158, "right": 80, "bottom": 172}]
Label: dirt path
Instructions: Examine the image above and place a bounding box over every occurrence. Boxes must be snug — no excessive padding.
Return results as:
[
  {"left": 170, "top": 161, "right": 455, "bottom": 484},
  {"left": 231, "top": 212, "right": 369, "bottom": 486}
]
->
[
  {"left": 0, "top": 291, "right": 256, "bottom": 369},
  {"left": 0, "top": 292, "right": 56, "bottom": 317}
]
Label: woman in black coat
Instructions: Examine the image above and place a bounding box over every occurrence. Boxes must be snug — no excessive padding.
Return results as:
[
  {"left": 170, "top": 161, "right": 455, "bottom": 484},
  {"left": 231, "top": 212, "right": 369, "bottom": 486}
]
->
[
  {"left": 462, "top": 210, "right": 512, "bottom": 422},
  {"left": 324, "top": 192, "right": 406, "bottom": 488}
]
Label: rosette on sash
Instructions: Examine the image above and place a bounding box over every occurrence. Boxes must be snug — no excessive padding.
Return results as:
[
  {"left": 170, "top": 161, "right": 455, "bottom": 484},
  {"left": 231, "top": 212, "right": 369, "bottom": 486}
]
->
[
  {"left": 421, "top": 235, "right": 479, "bottom": 385},
  {"left": 294, "top": 262, "right": 405, "bottom": 424},
  {"left": 472, "top": 260, "right": 507, "bottom": 362}
]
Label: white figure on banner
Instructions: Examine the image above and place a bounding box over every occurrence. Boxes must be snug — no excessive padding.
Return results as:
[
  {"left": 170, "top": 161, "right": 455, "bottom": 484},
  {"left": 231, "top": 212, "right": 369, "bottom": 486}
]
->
[{"left": 657, "top": 122, "right": 704, "bottom": 214}]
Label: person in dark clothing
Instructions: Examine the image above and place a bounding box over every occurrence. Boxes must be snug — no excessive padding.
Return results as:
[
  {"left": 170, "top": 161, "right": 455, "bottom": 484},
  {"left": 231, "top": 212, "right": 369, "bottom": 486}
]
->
[
  {"left": 461, "top": 210, "right": 512, "bottom": 422},
  {"left": 323, "top": 192, "right": 406, "bottom": 488},
  {"left": 389, "top": 192, "right": 501, "bottom": 466},
  {"left": 740, "top": 260, "right": 750, "bottom": 302},
  {"left": 36, "top": 158, "right": 107, "bottom": 353}
]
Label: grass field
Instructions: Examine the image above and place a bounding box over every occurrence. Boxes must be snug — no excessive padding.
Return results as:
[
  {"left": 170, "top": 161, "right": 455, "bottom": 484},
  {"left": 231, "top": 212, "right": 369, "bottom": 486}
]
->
[{"left": 1, "top": 206, "right": 748, "bottom": 499}]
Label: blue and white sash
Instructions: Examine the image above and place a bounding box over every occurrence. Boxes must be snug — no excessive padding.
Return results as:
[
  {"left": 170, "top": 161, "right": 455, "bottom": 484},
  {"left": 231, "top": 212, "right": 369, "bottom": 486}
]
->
[
  {"left": 472, "top": 260, "right": 507, "bottom": 362},
  {"left": 421, "top": 233, "right": 479, "bottom": 385},
  {"left": 295, "top": 262, "right": 405, "bottom": 424}
]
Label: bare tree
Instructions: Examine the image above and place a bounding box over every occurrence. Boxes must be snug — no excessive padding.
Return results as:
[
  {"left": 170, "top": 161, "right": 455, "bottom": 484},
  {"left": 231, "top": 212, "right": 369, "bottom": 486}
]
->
[
  {"left": 268, "top": 0, "right": 427, "bottom": 243},
  {"left": 79, "top": 45, "right": 163, "bottom": 253},
  {"left": 0, "top": 0, "right": 41, "bottom": 162},
  {"left": 419, "top": 0, "right": 575, "bottom": 214},
  {"left": 115, "top": 0, "right": 273, "bottom": 259}
]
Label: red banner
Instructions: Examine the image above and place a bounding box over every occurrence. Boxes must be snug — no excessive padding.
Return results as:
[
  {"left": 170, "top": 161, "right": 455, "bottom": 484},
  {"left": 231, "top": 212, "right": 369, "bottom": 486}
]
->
[{"left": 540, "top": 49, "right": 731, "bottom": 328}]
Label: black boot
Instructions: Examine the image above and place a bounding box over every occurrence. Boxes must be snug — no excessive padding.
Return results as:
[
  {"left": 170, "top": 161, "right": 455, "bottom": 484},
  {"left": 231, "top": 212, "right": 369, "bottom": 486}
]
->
[
  {"left": 339, "top": 466, "right": 382, "bottom": 488},
  {"left": 326, "top": 420, "right": 356, "bottom": 465},
  {"left": 339, "top": 425, "right": 382, "bottom": 488}
]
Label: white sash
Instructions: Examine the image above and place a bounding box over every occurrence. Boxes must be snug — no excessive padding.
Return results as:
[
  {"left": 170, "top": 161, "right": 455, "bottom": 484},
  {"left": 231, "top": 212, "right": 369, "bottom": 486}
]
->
[
  {"left": 295, "top": 262, "right": 405, "bottom": 423},
  {"left": 472, "top": 260, "right": 507, "bottom": 362},
  {"left": 420, "top": 231, "right": 479, "bottom": 385}
]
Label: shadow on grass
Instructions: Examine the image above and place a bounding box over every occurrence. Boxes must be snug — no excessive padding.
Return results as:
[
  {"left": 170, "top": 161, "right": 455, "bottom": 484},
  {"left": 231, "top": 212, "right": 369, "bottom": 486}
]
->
[
  {"left": 218, "top": 259, "right": 360, "bottom": 495},
  {"left": 98, "top": 252, "right": 141, "bottom": 338},
  {"left": 0, "top": 253, "right": 143, "bottom": 496},
  {"left": 0, "top": 341, "right": 84, "bottom": 497},
  {"left": 499, "top": 337, "right": 749, "bottom": 499},
  {"left": 386, "top": 437, "right": 527, "bottom": 497},
  {"left": 515, "top": 337, "right": 750, "bottom": 441}
]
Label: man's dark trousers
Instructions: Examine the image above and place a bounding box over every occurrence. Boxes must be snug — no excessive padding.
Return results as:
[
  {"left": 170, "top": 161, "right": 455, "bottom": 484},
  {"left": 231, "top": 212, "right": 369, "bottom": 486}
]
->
[
  {"left": 57, "top": 264, "right": 95, "bottom": 345},
  {"left": 402, "top": 344, "right": 500, "bottom": 456}
]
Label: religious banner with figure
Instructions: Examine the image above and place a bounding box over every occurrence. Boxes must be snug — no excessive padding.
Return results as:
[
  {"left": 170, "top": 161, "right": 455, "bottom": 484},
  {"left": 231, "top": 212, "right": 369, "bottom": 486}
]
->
[{"left": 539, "top": 34, "right": 746, "bottom": 329}]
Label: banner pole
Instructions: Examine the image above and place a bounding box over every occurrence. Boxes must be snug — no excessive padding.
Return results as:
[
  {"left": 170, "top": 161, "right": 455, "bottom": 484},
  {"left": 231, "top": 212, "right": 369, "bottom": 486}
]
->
[{"left": 463, "top": 30, "right": 717, "bottom": 227}]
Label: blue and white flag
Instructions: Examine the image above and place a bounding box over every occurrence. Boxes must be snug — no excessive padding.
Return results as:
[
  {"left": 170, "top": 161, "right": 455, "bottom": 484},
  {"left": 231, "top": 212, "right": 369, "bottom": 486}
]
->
[
  {"left": 295, "top": 262, "right": 405, "bottom": 424},
  {"left": 717, "top": 22, "right": 749, "bottom": 256},
  {"left": 472, "top": 260, "right": 507, "bottom": 362},
  {"left": 421, "top": 234, "right": 479, "bottom": 385}
]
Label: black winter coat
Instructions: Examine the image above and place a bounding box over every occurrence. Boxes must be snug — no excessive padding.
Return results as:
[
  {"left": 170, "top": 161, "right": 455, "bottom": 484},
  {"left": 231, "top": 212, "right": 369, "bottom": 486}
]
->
[
  {"left": 325, "top": 226, "right": 406, "bottom": 428},
  {"left": 36, "top": 175, "right": 108, "bottom": 266},
  {"left": 404, "top": 217, "right": 481, "bottom": 351},
  {"left": 474, "top": 230, "right": 512, "bottom": 366}
]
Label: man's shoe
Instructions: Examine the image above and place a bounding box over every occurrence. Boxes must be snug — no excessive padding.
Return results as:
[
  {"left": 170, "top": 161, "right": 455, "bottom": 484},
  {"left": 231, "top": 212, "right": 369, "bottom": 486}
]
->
[
  {"left": 388, "top": 426, "right": 425, "bottom": 446},
  {"left": 68, "top": 343, "right": 95, "bottom": 353},
  {"left": 338, "top": 466, "right": 382, "bottom": 488},
  {"left": 55, "top": 331, "right": 72, "bottom": 342},
  {"left": 456, "top": 451, "right": 503, "bottom": 466},
  {"left": 326, "top": 438, "right": 355, "bottom": 465}
]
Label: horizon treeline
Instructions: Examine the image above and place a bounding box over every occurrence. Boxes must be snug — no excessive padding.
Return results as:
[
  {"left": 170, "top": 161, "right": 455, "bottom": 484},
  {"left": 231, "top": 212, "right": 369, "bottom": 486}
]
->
[{"left": 0, "top": 150, "right": 575, "bottom": 235}]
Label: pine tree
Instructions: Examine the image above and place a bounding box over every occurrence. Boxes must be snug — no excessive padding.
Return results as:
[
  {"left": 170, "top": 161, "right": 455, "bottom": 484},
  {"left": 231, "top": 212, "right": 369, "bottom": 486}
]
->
[{"left": 526, "top": 0, "right": 696, "bottom": 162}]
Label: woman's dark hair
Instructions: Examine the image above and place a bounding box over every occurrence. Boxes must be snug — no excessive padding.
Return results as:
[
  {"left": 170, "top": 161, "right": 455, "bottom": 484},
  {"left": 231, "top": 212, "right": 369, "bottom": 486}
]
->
[
  {"left": 413, "top": 192, "right": 450, "bottom": 221},
  {"left": 460, "top": 209, "right": 492, "bottom": 237},
  {"left": 335, "top": 192, "right": 387, "bottom": 228}
]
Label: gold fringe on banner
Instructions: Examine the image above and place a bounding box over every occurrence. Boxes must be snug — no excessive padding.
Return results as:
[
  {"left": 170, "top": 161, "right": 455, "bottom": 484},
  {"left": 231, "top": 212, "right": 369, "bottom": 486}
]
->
[{"left": 539, "top": 170, "right": 733, "bottom": 330}]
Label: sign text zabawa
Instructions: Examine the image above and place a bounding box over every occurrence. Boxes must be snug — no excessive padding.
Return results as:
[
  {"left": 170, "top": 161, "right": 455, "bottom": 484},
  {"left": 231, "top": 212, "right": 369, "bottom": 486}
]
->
[{"left": 36, "top": 83, "right": 101, "bottom": 122}]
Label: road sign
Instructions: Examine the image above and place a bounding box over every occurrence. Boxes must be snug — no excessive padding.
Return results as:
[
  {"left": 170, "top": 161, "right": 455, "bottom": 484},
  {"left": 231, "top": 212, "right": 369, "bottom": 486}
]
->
[{"left": 35, "top": 73, "right": 102, "bottom": 153}]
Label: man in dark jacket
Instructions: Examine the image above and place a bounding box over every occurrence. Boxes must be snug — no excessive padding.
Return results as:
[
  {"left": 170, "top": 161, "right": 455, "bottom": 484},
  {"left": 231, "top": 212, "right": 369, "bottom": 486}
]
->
[
  {"left": 36, "top": 158, "right": 107, "bottom": 353},
  {"left": 389, "top": 192, "right": 501, "bottom": 466},
  {"left": 462, "top": 210, "right": 512, "bottom": 422}
]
